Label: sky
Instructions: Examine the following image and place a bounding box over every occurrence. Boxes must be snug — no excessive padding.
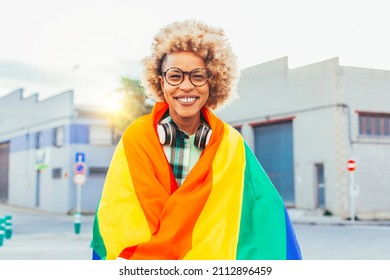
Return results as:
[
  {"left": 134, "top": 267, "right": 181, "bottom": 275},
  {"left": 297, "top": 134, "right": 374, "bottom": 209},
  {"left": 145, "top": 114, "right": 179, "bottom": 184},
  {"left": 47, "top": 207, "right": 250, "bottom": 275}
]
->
[{"left": 0, "top": 0, "right": 389, "bottom": 107}]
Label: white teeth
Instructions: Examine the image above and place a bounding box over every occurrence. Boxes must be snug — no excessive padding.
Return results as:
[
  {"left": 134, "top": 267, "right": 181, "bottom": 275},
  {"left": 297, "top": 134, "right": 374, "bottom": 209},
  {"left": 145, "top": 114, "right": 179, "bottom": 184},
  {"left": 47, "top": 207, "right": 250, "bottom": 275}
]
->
[{"left": 177, "top": 97, "right": 196, "bottom": 103}]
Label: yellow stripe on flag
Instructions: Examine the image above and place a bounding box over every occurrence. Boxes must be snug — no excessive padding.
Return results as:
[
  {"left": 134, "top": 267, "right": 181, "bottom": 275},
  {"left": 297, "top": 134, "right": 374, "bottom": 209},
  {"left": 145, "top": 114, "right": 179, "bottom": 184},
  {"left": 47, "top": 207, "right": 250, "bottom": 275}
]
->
[
  {"left": 184, "top": 125, "right": 246, "bottom": 259},
  {"left": 97, "top": 139, "right": 151, "bottom": 259}
]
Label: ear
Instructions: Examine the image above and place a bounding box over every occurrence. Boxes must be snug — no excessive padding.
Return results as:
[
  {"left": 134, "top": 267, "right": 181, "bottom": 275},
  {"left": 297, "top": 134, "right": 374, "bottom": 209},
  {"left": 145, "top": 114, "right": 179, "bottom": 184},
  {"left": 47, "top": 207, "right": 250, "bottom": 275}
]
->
[
  {"left": 159, "top": 75, "right": 165, "bottom": 91},
  {"left": 159, "top": 76, "right": 167, "bottom": 101}
]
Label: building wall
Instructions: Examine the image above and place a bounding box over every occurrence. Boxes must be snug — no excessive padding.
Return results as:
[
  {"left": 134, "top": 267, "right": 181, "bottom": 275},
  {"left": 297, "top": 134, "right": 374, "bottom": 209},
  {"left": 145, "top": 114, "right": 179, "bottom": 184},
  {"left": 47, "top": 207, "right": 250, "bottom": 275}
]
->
[
  {"left": 0, "top": 89, "right": 115, "bottom": 213},
  {"left": 288, "top": 58, "right": 349, "bottom": 216},
  {"left": 342, "top": 66, "right": 390, "bottom": 219},
  {"left": 1, "top": 90, "right": 75, "bottom": 211},
  {"left": 217, "top": 57, "right": 390, "bottom": 219},
  {"left": 68, "top": 142, "right": 115, "bottom": 213},
  {"left": 0, "top": 89, "right": 74, "bottom": 132}
]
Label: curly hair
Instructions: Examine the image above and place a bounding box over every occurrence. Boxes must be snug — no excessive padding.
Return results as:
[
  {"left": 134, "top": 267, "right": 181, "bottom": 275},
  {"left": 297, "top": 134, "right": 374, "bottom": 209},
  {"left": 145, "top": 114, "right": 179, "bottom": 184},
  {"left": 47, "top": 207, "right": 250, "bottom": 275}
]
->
[{"left": 141, "top": 19, "right": 239, "bottom": 110}]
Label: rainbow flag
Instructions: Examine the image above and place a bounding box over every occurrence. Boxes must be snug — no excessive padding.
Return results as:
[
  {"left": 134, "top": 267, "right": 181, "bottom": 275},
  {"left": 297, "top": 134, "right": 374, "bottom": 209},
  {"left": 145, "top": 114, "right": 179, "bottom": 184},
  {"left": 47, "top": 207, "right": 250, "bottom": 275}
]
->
[{"left": 92, "top": 102, "right": 301, "bottom": 260}]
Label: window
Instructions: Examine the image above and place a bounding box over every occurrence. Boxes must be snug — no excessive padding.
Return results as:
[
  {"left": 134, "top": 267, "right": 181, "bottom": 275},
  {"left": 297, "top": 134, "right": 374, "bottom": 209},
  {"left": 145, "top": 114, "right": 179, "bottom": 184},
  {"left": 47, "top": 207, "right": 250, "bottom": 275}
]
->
[
  {"left": 315, "top": 163, "right": 325, "bottom": 209},
  {"left": 52, "top": 168, "right": 62, "bottom": 179},
  {"left": 35, "top": 132, "right": 43, "bottom": 149},
  {"left": 89, "top": 126, "right": 113, "bottom": 145},
  {"left": 89, "top": 167, "right": 109, "bottom": 177},
  {"left": 53, "top": 126, "right": 65, "bottom": 147},
  {"left": 359, "top": 112, "right": 390, "bottom": 137}
]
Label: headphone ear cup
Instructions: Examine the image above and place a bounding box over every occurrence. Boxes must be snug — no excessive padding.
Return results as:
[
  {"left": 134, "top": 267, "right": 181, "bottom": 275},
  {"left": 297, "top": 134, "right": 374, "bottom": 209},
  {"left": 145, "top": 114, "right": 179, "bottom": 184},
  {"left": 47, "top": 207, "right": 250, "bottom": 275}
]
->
[
  {"left": 194, "top": 124, "right": 212, "bottom": 149},
  {"left": 157, "top": 122, "right": 176, "bottom": 146}
]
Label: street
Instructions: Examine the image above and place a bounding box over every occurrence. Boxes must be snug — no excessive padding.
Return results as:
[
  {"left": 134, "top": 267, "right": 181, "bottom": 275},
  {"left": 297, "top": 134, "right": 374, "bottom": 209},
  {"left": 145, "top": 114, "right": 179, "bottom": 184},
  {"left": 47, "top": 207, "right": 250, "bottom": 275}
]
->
[
  {"left": 294, "top": 224, "right": 390, "bottom": 259},
  {"left": 0, "top": 205, "right": 93, "bottom": 260},
  {"left": 0, "top": 204, "right": 390, "bottom": 260}
]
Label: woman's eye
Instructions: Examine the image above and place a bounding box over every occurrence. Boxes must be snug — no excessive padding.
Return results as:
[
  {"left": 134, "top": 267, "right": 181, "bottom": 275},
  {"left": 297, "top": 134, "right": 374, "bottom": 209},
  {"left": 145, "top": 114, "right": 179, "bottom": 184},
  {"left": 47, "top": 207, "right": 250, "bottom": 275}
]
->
[
  {"left": 193, "top": 75, "right": 206, "bottom": 80},
  {"left": 168, "top": 74, "right": 182, "bottom": 80}
]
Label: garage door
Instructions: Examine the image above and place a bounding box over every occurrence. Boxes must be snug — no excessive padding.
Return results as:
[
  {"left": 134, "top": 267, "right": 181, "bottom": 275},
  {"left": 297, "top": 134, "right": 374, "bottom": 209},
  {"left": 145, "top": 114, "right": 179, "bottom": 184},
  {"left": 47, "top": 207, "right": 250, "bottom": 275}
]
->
[
  {"left": 0, "top": 141, "right": 10, "bottom": 202},
  {"left": 254, "top": 121, "right": 295, "bottom": 204}
]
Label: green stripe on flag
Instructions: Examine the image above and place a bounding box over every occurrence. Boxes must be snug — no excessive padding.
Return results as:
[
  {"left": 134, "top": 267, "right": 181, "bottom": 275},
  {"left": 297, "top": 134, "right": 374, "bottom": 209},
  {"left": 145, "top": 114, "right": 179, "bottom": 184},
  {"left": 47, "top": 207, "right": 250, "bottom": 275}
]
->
[
  {"left": 92, "top": 208, "right": 107, "bottom": 259},
  {"left": 237, "top": 142, "right": 286, "bottom": 259}
]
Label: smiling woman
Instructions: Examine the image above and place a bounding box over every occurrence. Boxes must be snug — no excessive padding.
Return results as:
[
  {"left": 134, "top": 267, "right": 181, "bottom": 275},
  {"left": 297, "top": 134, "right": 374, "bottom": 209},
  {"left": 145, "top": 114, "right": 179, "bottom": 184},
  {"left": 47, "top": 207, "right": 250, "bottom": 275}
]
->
[{"left": 92, "top": 19, "right": 302, "bottom": 260}]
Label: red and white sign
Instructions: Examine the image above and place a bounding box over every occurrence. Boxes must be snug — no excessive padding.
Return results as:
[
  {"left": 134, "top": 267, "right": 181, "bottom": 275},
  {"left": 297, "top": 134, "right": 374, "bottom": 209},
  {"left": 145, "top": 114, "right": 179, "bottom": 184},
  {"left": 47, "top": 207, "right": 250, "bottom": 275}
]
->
[
  {"left": 73, "top": 162, "right": 87, "bottom": 174},
  {"left": 347, "top": 159, "right": 356, "bottom": 172}
]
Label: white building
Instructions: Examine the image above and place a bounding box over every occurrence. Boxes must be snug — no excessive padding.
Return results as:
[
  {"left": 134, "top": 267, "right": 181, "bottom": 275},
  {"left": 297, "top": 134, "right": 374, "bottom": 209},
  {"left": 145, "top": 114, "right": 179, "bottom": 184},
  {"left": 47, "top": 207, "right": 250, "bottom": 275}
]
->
[
  {"left": 217, "top": 57, "right": 390, "bottom": 219},
  {"left": 0, "top": 89, "right": 115, "bottom": 213}
]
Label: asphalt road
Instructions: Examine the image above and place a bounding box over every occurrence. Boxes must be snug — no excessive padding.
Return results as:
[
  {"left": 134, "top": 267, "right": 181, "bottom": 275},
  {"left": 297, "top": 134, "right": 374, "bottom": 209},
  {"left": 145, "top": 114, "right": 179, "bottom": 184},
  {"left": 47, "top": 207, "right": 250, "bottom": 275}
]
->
[
  {"left": 0, "top": 205, "right": 93, "bottom": 260},
  {"left": 294, "top": 223, "right": 390, "bottom": 260}
]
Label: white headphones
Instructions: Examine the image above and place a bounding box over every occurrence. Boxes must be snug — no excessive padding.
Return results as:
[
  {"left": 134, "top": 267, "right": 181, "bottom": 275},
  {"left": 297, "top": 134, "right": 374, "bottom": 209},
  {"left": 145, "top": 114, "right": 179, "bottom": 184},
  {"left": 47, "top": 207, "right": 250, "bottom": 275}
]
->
[{"left": 157, "top": 122, "right": 212, "bottom": 149}]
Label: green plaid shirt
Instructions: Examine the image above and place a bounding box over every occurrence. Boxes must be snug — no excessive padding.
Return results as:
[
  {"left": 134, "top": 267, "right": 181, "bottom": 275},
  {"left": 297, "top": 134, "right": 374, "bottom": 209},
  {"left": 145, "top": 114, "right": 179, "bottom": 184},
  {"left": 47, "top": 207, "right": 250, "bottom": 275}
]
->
[{"left": 160, "top": 115, "right": 203, "bottom": 186}]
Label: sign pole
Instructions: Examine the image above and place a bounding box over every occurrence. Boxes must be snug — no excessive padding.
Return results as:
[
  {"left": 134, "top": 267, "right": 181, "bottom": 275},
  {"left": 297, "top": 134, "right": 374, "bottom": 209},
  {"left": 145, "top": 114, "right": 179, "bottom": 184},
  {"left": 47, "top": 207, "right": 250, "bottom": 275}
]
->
[
  {"left": 73, "top": 173, "right": 86, "bottom": 234},
  {"left": 347, "top": 159, "right": 356, "bottom": 223},
  {"left": 349, "top": 171, "right": 355, "bottom": 223},
  {"left": 74, "top": 152, "right": 86, "bottom": 234},
  {"left": 74, "top": 182, "right": 82, "bottom": 234}
]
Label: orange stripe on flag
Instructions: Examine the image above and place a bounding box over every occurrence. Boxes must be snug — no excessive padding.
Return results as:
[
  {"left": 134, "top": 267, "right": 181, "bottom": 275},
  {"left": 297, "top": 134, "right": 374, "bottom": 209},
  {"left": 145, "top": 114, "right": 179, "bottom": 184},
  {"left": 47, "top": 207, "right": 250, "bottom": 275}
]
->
[{"left": 120, "top": 103, "right": 226, "bottom": 259}]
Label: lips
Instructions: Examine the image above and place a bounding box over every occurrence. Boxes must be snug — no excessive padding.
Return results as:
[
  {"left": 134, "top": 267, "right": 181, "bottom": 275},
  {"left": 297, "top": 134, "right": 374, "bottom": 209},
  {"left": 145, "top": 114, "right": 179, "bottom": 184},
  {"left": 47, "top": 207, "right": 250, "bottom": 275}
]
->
[{"left": 175, "top": 96, "right": 199, "bottom": 103}]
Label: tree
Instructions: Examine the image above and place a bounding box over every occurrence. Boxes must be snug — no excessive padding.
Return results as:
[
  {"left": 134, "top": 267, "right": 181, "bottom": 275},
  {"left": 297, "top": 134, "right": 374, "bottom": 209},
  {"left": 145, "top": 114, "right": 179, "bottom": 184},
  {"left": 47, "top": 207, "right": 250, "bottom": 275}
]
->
[{"left": 109, "top": 77, "right": 153, "bottom": 139}]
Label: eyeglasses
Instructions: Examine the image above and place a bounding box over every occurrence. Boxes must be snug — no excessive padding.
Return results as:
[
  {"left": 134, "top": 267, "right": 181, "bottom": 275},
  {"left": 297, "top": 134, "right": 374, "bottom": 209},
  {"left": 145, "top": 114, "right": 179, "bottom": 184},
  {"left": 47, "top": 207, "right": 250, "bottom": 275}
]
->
[{"left": 161, "top": 67, "right": 211, "bottom": 87}]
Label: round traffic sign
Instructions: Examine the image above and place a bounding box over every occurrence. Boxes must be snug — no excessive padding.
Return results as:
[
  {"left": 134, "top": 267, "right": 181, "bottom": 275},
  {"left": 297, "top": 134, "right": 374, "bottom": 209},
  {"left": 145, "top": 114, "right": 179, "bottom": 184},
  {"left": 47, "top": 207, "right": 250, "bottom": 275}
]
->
[
  {"left": 74, "top": 162, "right": 87, "bottom": 174},
  {"left": 347, "top": 159, "right": 356, "bottom": 172}
]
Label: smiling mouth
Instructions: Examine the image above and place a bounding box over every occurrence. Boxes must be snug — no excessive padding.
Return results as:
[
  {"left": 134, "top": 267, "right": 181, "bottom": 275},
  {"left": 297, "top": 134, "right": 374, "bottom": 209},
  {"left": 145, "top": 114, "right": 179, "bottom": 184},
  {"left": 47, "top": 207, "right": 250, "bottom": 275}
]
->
[{"left": 176, "top": 97, "right": 198, "bottom": 103}]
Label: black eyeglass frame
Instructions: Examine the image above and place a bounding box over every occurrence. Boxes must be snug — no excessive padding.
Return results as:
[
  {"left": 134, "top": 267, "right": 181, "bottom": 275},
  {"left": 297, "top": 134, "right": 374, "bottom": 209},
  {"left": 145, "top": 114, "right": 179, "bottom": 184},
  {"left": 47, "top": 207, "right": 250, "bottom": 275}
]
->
[{"left": 161, "top": 67, "right": 211, "bottom": 87}]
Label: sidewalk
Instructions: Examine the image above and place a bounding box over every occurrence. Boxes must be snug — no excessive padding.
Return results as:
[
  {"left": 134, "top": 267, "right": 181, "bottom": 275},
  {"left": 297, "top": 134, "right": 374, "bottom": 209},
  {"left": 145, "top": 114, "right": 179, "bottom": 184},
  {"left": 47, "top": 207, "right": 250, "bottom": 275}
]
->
[
  {"left": 288, "top": 208, "right": 390, "bottom": 227},
  {"left": 0, "top": 203, "right": 94, "bottom": 260},
  {"left": 2, "top": 203, "right": 390, "bottom": 226}
]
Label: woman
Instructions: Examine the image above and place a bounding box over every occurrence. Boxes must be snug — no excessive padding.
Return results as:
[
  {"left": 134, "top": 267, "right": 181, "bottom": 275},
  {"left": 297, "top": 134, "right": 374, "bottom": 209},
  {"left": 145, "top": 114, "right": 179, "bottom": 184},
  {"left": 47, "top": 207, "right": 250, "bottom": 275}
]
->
[{"left": 92, "top": 20, "right": 301, "bottom": 260}]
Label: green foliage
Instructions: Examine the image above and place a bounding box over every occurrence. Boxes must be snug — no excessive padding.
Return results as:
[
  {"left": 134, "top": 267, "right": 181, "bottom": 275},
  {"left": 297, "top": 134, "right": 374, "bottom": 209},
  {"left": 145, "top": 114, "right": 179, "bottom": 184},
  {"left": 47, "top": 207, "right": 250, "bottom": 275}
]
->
[{"left": 110, "top": 77, "right": 153, "bottom": 138}]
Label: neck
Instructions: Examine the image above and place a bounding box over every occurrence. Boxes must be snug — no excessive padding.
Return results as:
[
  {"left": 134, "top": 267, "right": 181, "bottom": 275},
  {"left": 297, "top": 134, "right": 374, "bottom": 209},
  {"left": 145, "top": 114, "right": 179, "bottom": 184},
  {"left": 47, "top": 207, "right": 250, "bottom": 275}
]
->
[{"left": 170, "top": 112, "right": 202, "bottom": 135}]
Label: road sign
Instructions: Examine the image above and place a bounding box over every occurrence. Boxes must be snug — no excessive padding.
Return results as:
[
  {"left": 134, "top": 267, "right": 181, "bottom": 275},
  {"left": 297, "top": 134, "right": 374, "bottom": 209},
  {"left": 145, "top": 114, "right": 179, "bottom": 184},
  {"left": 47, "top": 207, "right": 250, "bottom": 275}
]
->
[
  {"left": 347, "top": 159, "right": 356, "bottom": 172},
  {"left": 73, "top": 162, "right": 87, "bottom": 174},
  {"left": 75, "top": 152, "right": 85, "bottom": 163},
  {"left": 73, "top": 174, "right": 86, "bottom": 185}
]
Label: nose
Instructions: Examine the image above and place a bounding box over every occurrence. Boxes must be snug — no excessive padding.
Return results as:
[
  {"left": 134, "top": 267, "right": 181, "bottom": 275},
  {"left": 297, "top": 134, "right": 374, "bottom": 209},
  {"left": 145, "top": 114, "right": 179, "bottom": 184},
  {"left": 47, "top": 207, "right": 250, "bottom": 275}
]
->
[{"left": 179, "top": 73, "right": 195, "bottom": 90}]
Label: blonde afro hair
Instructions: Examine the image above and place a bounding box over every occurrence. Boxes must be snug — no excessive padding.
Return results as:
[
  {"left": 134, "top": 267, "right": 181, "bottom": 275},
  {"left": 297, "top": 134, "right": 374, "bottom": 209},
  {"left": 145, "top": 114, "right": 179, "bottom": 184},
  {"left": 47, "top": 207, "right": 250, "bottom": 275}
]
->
[{"left": 141, "top": 19, "right": 239, "bottom": 110}]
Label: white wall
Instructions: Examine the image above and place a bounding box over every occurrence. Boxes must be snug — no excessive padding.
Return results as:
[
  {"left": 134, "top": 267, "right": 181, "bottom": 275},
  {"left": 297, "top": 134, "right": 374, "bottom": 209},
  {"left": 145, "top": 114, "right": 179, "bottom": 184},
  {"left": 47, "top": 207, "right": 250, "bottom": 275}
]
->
[
  {"left": 218, "top": 57, "right": 390, "bottom": 218},
  {"left": 1, "top": 89, "right": 115, "bottom": 213},
  {"left": 342, "top": 66, "right": 390, "bottom": 218}
]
